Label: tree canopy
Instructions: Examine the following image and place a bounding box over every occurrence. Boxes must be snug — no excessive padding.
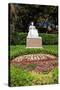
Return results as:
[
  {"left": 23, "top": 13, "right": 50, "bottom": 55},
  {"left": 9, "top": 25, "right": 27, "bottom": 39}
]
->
[{"left": 9, "top": 3, "right": 58, "bottom": 33}]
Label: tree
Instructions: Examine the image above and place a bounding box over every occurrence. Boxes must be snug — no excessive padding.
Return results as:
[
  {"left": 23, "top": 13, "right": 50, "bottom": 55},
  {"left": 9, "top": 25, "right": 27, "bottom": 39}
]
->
[{"left": 9, "top": 4, "right": 58, "bottom": 33}]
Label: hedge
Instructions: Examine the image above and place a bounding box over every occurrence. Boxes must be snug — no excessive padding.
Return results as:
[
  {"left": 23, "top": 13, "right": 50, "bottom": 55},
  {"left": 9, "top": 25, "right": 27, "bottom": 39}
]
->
[
  {"left": 10, "top": 45, "right": 58, "bottom": 60},
  {"left": 10, "top": 32, "right": 58, "bottom": 45}
]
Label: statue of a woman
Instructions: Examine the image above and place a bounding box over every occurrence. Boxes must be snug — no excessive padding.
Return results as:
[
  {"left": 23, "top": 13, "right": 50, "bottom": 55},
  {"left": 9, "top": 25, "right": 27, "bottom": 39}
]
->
[{"left": 27, "top": 22, "right": 39, "bottom": 38}]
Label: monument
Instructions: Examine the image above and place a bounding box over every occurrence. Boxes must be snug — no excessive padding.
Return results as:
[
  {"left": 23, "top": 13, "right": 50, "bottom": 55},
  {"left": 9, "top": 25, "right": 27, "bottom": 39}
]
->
[{"left": 26, "top": 22, "right": 42, "bottom": 48}]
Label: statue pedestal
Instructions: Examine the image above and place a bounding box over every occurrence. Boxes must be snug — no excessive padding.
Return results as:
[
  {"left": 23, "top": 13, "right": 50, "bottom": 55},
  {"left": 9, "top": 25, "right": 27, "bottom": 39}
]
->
[{"left": 26, "top": 37, "right": 42, "bottom": 48}]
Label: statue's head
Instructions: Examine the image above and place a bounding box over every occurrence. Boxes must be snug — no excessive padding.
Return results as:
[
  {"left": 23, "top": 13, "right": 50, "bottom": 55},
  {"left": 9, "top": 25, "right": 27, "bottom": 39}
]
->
[
  {"left": 29, "top": 21, "right": 36, "bottom": 30},
  {"left": 31, "top": 22, "right": 34, "bottom": 26}
]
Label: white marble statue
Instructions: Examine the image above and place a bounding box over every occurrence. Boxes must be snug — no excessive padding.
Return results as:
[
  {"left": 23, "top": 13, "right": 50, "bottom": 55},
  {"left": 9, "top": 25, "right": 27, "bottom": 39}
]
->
[{"left": 27, "top": 22, "right": 39, "bottom": 38}]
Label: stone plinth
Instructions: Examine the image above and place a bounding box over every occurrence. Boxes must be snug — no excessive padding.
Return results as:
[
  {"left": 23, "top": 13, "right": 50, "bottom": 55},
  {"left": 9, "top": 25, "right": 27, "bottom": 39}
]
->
[{"left": 26, "top": 37, "right": 42, "bottom": 48}]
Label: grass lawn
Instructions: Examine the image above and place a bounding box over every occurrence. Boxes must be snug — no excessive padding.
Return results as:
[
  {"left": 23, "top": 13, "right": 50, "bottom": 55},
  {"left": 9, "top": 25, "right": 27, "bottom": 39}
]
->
[{"left": 9, "top": 45, "right": 58, "bottom": 60}]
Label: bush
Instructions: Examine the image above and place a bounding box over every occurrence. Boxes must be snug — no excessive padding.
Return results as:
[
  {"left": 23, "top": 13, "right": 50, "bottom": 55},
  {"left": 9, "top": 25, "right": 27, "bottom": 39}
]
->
[
  {"left": 52, "top": 67, "right": 58, "bottom": 83},
  {"left": 10, "top": 32, "right": 27, "bottom": 45},
  {"left": 10, "top": 65, "right": 34, "bottom": 86},
  {"left": 10, "top": 65, "right": 58, "bottom": 86},
  {"left": 10, "top": 32, "right": 58, "bottom": 45},
  {"left": 40, "top": 33, "right": 58, "bottom": 45}
]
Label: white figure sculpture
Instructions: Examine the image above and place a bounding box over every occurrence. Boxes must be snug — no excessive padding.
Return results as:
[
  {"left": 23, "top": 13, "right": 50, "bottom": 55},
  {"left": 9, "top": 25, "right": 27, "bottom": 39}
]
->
[
  {"left": 26, "top": 22, "right": 42, "bottom": 48},
  {"left": 27, "top": 22, "right": 39, "bottom": 38}
]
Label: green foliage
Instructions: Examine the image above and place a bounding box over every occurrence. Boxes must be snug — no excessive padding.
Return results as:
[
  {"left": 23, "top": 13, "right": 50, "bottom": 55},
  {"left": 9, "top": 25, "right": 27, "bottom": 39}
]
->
[
  {"left": 31, "top": 67, "right": 58, "bottom": 85},
  {"left": 18, "top": 33, "right": 27, "bottom": 45},
  {"left": 9, "top": 4, "right": 58, "bottom": 33},
  {"left": 10, "top": 33, "right": 58, "bottom": 45},
  {"left": 40, "top": 33, "right": 58, "bottom": 45},
  {"left": 10, "top": 65, "right": 33, "bottom": 86},
  {"left": 10, "top": 65, "right": 58, "bottom": 86},
  {"left": 43, "top": 45, "right": 58, "bottom": 56},
  {"left": 52, "top": 67, "right": 58, "bottom": 83},
  {"left": 9, "top": 45, "right": 58, "bottom": 60}
]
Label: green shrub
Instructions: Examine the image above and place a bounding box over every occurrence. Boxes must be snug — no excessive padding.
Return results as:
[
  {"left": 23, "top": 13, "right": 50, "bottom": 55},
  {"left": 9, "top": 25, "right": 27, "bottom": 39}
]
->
[
  {"left": 10, "top": 65, "right": 58, "bottom": 86},
  {"left": 10, "top": 32, "right": 27, "bottom": 45},
  {"left": 40, "top": 33, "right": 58, "bottom": 45},
  {"left": 52, "top": 67, "right": 58, "bottom": 83},
  {"left": 10, "top": 32, "right": 58, "bottom": 45},
  {"left": 31, "top": 68, "right": 58, "bottom": 85},
  {"left": 10, "top": 65, "right": 34, "bottom": 86}
]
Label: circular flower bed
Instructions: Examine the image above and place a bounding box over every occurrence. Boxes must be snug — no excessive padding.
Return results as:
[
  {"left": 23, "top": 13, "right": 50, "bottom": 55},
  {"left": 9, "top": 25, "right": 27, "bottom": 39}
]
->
[{"left": 11, "top": 54, "right": 58, "bottom": 72}]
